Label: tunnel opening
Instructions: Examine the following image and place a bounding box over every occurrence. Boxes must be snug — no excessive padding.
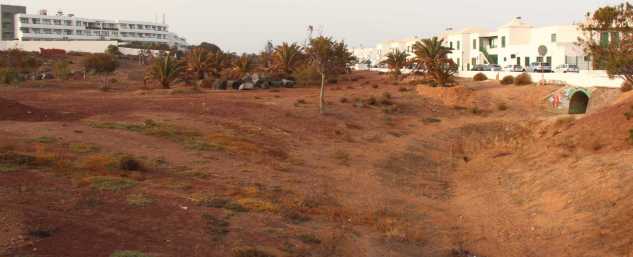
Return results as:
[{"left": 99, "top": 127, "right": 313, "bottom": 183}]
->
[{"left": 569, "top": 91, "right": 589, "bottom": 114}]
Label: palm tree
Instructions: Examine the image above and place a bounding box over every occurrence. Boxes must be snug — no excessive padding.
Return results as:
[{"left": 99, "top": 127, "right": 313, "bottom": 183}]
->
[
  {"left": 232, "top": 54, "right": 256, "bottom": 78},
  {"left": 380, "top": 49, "right": 409, "bottom": 78},
  {"left": 185, "top": 47, "right": 212, "bottom": 81},
  {"left": 272, "top": 42, "right": 305, "bottom": 76},
  {"left": 413, "top": 37, "right": 455, "bottom": 86},
  {"left": 149, "top": 55, "right": 183, "bottom": 89}
]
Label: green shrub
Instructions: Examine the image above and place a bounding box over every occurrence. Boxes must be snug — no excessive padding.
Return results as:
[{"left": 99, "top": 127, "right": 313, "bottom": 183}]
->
[
  {"left": 514, "top": 73, "right": 532, "bottom": 85},
  {"left": 119, "top": 155, "right": 143, "bottom": 171},
  {"left": 473, "top": 72, "right": 488, "bottom": 81},
  {"left": 293, "top": 65, "right": 321, "bottom": 86},
  {"left": 500, "top": 75, "right": 514, "bottom": 85},
  {"left": 622, "top": 81, "right": 632, "bottom": 92},
  {"left": 53, "top": 60, "right": 72, "bottom": 80},
  {"left": 0, "top": 68, "right": 20, "bottom": 85}
]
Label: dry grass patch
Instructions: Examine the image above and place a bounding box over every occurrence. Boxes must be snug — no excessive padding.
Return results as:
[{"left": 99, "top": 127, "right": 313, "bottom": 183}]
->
[
  {"left": 86, "top": 176, "right": 137, "bottom": 191},
  {"left": 90, "top": 120, "right": 222, "bottom": 152},
  {"left": 232, "top": 248, "right": 276, "bottom": 257},
  {"left": 126, "top": 193, "right": 154, "bottom": 207}
]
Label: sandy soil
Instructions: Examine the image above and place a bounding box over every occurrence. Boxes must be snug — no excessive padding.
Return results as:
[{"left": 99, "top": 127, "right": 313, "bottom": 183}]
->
[{"left": 1, "top": 67, "right": 632, "bottom": 257}]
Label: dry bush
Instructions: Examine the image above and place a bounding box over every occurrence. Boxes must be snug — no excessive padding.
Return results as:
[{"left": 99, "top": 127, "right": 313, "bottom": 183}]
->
[
  {"left": 473, "top": 73, "right": 488, "bottom": 81},
  {"left": 497, "top": 103, "right": 509, "bottom": 111},
  {"left": 500, "top": 75, "right": 514, "bottom": 85},
  {"left": 622, "top": 81, "right": 633, "bottom": 92},
  {"left": 232, "top": 248, "right": 275, "bottom": 257},
  {"left": 514, "top": 73, "right": 532, "bottom": 85}
]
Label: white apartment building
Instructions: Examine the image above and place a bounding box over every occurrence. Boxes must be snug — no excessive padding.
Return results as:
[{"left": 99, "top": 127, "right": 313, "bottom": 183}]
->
[
  {"left": 13, "top": 8, "right": 188, "bottom": 48},
  {"left": 352, "top": 17, "right": 590, "bottom": 71},
  {"left": 352, "top": 37, "right": 420, "bottom": 68},
  {"left": 441, "top": 17, "right": 588, "bottom": 71}
]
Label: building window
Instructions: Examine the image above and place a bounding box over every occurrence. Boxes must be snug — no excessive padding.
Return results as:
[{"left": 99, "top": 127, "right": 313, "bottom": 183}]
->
[
  {"left": 473, "top": 39, "right": 477, "bottom": 50},
  {"left": 20, "top": 18, "right": 29, "bottom": 24},
  {"left": 501, "top": 36, "right": 506, "bottom": 48},
  {"left": 600, "top": 32, "right": 609, "bottom": 47},
  {"left": 32, "top": 28, "right": 41, "bottom": 34},
  {"left": 64, "top": 20, "right": 72, "bottom": 26},
  {"left": 457, "top": 41, "right": 460, "bottom": 50},
  {"left": 611, "top": 32, "right": 620, "bottom": 43},
  {"left": 53, "top": 20, "right": 62, "bottom": 25},
  {"left": 450, "top": 41, "right": 453, "bottom": 49},
  {"left": 551, "top": 33, "right": 557, "bottom": 43},
  {"left": 32, "top": 18, "right": 40, "bottom": 24},
  {"left": 76, "top": 30, "right": 83, "bottom": 35},
  {"left": 20, "top": 28, "right": 30, "bottom": 33}
]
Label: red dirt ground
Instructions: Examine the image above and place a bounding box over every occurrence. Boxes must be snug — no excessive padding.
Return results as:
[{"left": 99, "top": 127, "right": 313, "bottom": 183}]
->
[{"left": 1, "top": 67, "right": 632, "bottom": 257}]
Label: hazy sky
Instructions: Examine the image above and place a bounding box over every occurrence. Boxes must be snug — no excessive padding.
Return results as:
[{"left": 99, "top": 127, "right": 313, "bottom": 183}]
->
[{"left": 7, "top": 0, "right": 623, "bottom": 53}]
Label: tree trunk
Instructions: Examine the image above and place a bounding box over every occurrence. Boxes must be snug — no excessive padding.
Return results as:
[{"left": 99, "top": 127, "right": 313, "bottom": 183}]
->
[{"left": 319, "top": 72, "right": 326, "bottom": 114}]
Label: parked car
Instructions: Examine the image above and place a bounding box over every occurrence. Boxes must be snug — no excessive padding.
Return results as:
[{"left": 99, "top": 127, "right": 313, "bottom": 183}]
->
[
  {"left": 527, "top": 62, "right": 552, "bottom": 73},
  {"left": 555, "top": 64, "right": 580, "bottom": 73},
  {"left": 471, "top": 64, "right": 488, "bottom": 71},
  {"left": 503, "top": 65, "right": 526, "bottom": 72},
  {"left": 489, "top": 64, "right": 502, "bottom": 71}
]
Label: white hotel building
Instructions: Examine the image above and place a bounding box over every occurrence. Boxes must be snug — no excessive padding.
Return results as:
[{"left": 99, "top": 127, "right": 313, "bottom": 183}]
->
[
  {"left": 441, "top": 17, "right": 588, "bottom": 72},
  {"left": 353, "top": 17, "right": 590, "bottom": 71},
  {"left": 12, "top": 7, "right": 188, "bottom": 49}
]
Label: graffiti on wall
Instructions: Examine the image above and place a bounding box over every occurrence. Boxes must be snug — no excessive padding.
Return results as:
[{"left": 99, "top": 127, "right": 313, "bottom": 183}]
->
[{"left": 548, "top": 87, "right": 592, "bottom": 111}]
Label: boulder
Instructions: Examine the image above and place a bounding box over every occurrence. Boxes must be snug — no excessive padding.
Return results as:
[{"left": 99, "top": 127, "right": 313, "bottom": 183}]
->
[
  {"left": 282, "top": 79, "right": 296, "bottom": 87},
  {"left": 239, "top": 82, "right": 255, "bottom": 90}
]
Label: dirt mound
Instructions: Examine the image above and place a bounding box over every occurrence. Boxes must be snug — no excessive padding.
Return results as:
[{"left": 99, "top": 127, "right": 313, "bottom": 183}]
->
[
  {"left": 0, "top": 98, "right": 78, "bottom": 122},
  {"left": 417, "top": 85, "right": 475, "bottom": 107},
  {"left": 553, "top": 94, "right": 633, "bottom": 152}
]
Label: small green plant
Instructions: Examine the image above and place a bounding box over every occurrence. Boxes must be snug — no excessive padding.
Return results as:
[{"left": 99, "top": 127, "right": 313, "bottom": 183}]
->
[
  {"left": 109, "top": 251, "right": 152, "bottom": 257},
  {"left": 422, "top": 117, "right": 442, "bottom": 124},
  {"left": 297, "top": 234, "right": 321, "bottom": 244},
  {"left": 473, "top": 72, "right": 488, "bottom": 81},
  {"left": 126, "top": 193, "right": 154, "bottom": 207},
  {"left": 87, "top": 176, "right": 137, "bottom": 191},
  {"left": 624, "top": 106, "right": 633, "bottom": 120},
  {"left": 0, "top": 164, "right": 18, "bottom": 173},
  {"left": 33, "top": 136, "right": 57, "bottom": 144},
  {"left": 69, "top": 143, "right": 100, "bottom": 153}
]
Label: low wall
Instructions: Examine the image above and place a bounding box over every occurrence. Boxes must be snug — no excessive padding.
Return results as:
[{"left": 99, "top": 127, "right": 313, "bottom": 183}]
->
[
  {"left": 458, "top": 70, "right": 624, "bottom": 89},
  {"left": 364, "top": 68, "right": 624, "bottom": 89},
  {"left": 0, "top": 40, "right": 118, "bottom": 53},
  {"left": 119, "top": 47, "right": 163, "bottom": 56}
]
